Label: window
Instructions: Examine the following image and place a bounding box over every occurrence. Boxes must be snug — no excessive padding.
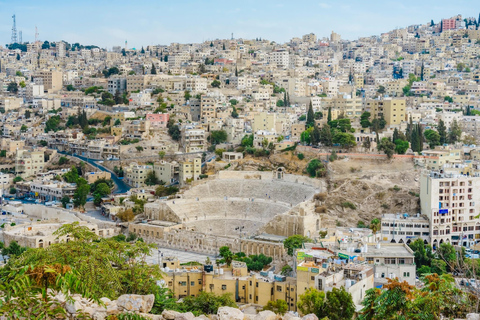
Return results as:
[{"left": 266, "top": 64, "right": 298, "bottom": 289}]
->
[
  {"left": 277, "top": 285, "right": 282, "bottom": 292},
  {"left": 403, "top": 272, "right": 410, "bottom": 277},
  {"left": 311, "top": 276, "right": 315, "bottom": 281},
  {"left": 191, "top": 282, "right": 195, "bottom": 286},
  {"left": 222, "top": 285, "right": 227, "bottom": 290},
  {"left": 384, "top": 258, "right": 396, "bottom": 264},
  {"left": 180, "top": 281, "right": 187, "bottom": 286}
]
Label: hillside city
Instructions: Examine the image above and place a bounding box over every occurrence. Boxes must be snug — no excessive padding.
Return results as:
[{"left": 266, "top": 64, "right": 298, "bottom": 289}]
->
[{"left": 1, "top": 12, "right": 480, "bottom": 320}]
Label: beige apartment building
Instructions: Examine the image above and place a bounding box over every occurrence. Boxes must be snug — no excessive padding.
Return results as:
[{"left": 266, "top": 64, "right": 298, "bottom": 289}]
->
[
  {"left": 15, "top": 149, "right": 45, "bottom": 178},
  {"left": 153, "top": 160, "right": 178, "bottom": 184},
  {"left": 365, "top": 98, "right": 406, "bottom": 126},
  {"left": 35, "top": 71, "right": 63, "bottom": 93},
  {"left": 124, "top": 164, "right": 153, "bottom": 188},
  {"left": 179, "top": 158, "right": 201, "bottom": 183}
]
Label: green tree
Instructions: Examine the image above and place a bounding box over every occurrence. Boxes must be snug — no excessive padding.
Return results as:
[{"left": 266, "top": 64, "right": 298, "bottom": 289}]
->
[
  {"left": 306, "top": 102, "right": 315, "bottom": 128},
  {"left": 45, "top": 115, "right": 61, "bottom": 133},
  {"left": 394, "top": 139, "right": 409, "bottom": 154},
  {"left": 209, "top": 130, "right": 228, "bottom": 145},
  {"left": 447, "top": 119, "right": 462, "bottom": 144},
  {"left": 297, "top": 287, "right": 326, "bottom": 317},
  {"left": 219, "top": 246, "right": 233, "bottom": 266},
  {"left": 324, "top": 287, "right": 355, "bottom": 320},
  {"left": 320, "top": 126, "right": 333, "bottom": 146},
  {"left": 306, "top": 159, "right": 326, "bottom": 177},
  {"left": 377, "top": 137, "right": 396, "bottom": 158},
  {"left": 444, "top": 96, "right": 453, "bottom": 103},
  {"left": 73, "top": 178, "right": 89, "bottom": 209},
  {"left": 211, "top": 80, "right": 221, "bottom": 87},
  {"left": 60, "top": 196, "right": 71, "bottom": 208},
  {"left": 424, "top": 129, "right": 440, "bottom": 148},
  {"left": 327, "top": 107, "right": 332, "bottom": 122},
  {"left": 370, "top": 218, "right": 381, "bottom": 235},
  {"left": 283, "top": 235, "right": 312, "bottom": 256},
  {"left": 151, "top": 64, "right": 157, "bottom": 74},
  {"left": 276, "top": 100, "right": 285, "bottom": 107},
  {"left": 7, "top": 82, "right": 18, "bottom": 93},
  {"left": 114, "top": 119, "right": 121, "bottom": 126},
  {"left": 377, "top": 85, "right": 386, "bottom": 94},
  {"left": 63, "top": 166, "right": 79, "bottom": 183},
  {"left": 181, "top": 291, "right": 236, "bottom": 315},
  {"left": 145, "top": 171, "right": 159, "bottom": 186},
  {"left": 263, "top": 299, "right": 288, "bottom": 315},
  {"left": 241, "top": 134, "right": 254, "bottom": 147},
  {"left": 360, "top": 112, "right": 371, "bottom": 128},
  {"left": 13, "top": 176, "right": 23, "bottom": 183},
  {"left": 332, "top": 132, "right": 356, "bottom": 148},
  {"left": 437, "top": 119, "right": 447, "bottom": 145},
  {"left": 168, "top": 125, "right": 181, "bottom": 141},
  {"left": 58, "top": 156, "right": 69, "bottom": 165},
  {"left": 158, "top": 151, "right": 166, "bottom": 159}
]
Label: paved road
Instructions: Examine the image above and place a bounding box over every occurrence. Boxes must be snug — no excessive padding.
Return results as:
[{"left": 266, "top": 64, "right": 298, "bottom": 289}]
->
[{"left": 57, "top": 151, "right": 131, "bottom": 194}]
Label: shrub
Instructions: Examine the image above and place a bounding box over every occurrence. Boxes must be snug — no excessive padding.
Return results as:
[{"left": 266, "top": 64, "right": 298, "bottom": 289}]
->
[
  {"left": 329, "top": 151, "right": 338, "bottom": 162},
  {"left": 381, "top": 203, "right": 390, "bottom": 209},
  {"left": 376, "top": 192, "right": 385, "bottom": 199},
  {"left": 315, "top": 205, "right": 327, "bottom": 213},
  {"left": 314, "top": 192, "right": 327, "bottom": 202},
  {"left": 340, "top": 201, "right": 356, "bottom": 210},
  {"left": 391, "top": 185, "right": 401, "bottom": 192},
  {"left": 297, "top": 153, "right": 305, "bottom": 160}
]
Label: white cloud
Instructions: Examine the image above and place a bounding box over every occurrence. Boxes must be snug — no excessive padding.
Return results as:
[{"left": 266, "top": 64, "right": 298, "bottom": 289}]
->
[{"left": 319, "top": 2, "right": 331, "bottom": 8}]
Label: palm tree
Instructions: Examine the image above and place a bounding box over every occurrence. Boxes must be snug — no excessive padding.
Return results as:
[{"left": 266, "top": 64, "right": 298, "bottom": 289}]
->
[{"left": 370, "top": 218, "right": 381, "bottom": 235}]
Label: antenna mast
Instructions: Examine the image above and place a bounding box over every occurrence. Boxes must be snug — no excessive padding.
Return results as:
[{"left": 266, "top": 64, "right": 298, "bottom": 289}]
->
[{"left": 35, "top": 26, "right": 39, "bottom": 43}]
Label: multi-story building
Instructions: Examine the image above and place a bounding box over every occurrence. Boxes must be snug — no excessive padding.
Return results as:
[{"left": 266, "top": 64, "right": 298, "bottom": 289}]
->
[
  {"left": 107, "top": 77, "right": 127, "bottom": 95},
  {"left": 337, "top": 243, "right": 416, "bottom": 286},
  {"left": 179, "top": 158, "right": 201, "bottom": 183},
  {"left": 380, "top": 213, "right": 430, "bottom": 245},
  {"left": 182, "top": 127, "right": 206, "bottom": 153},
  {"left": 0, "top": 172, "right": 12, "bottom": 195},
  {"left": 35, "top": 71, "right": 63, "bottom": 93},
  {"left": 365, "top": 98, "right": 406, "bottom": 126},
  {"left": 420, "top": 169, "right": 480, "bottom": 248},
  {"left": 146, "top": 113, "right": 170, "bottom": 129},
  {"left": 124, "top": 163, "right": 153, "bottom": 188},
  {"left": 153, "top": 161, "right": 178, "bottom": 184},
  {"left": 267, "top": 50, "right": 289, "bottom": 68},
  {"left": 15, "top": 149, "right": 45, "bottom": 178}
]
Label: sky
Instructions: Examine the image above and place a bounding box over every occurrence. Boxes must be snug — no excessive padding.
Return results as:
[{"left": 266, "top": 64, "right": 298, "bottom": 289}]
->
[{"left": 0, "top": 0, "right": 479, "bottom": 49}]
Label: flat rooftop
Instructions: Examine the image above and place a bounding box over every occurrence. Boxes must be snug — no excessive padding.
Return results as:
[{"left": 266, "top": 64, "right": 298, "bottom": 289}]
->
[{"left": 338, "top": 244, "right": 414, "bottom": 258}]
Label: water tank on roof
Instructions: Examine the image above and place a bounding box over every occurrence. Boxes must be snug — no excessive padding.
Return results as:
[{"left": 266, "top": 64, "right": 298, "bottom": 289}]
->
[{"left": 204, "top": 265, "right": 213, "bottom": 272}]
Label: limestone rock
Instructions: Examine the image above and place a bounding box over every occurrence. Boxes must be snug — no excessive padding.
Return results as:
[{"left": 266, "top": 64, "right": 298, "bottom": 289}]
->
[
  {"left": 92, "top": 310, "right": 108, "bottom": 320},
  {"left": 302, "top": 315, "right": 319, "bottom": 320},
  {"left": 65, "top": 300, "right": 84, "bottom": 314},
  {"left": 163, "top": 310, "right": 183, "bottom": 319},
  {"left": 255, "top": 310, "right": 277, "bottom": 320},
  {"left": 175, "top": 312, "right": 196, "bottom": 320},
  {"left": 217, "top": 306, "right": 245, "bottom": 320},
  {"left": 467, "top": 314, "right": 480, "bottom": 320},
  {"left": 283, "top": 314, "right": 301, "bottom": 320},
  {"left": 117, "top": 294, "right": 155, "bottom": 313}
]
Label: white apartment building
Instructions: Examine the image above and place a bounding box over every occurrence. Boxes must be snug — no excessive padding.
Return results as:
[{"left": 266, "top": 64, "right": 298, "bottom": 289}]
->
[
  {"left": 185, "top": 76, "right": 208, "bottom": 92},
  {"left": 380, "top": 213, "right": 430, "bottom": 245},
  {"left": 182, "top": 128, "right": 206, "bottom": 153},
  {"left": 420, "top": 170, "right": 480, "bottom": 248},
  {"left": 267, "top": 50, "right": 289, "bottom": 68}
]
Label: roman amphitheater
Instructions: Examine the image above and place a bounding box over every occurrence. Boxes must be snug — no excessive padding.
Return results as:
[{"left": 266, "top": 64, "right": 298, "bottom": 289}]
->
[{"left": 133, "top": 169, "right": 325, "bottom": 261}]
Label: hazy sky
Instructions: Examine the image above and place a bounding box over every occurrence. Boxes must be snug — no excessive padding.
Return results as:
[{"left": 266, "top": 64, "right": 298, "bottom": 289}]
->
[{"left": 0, "top": 0, "right": 479, "bottom": 49}]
